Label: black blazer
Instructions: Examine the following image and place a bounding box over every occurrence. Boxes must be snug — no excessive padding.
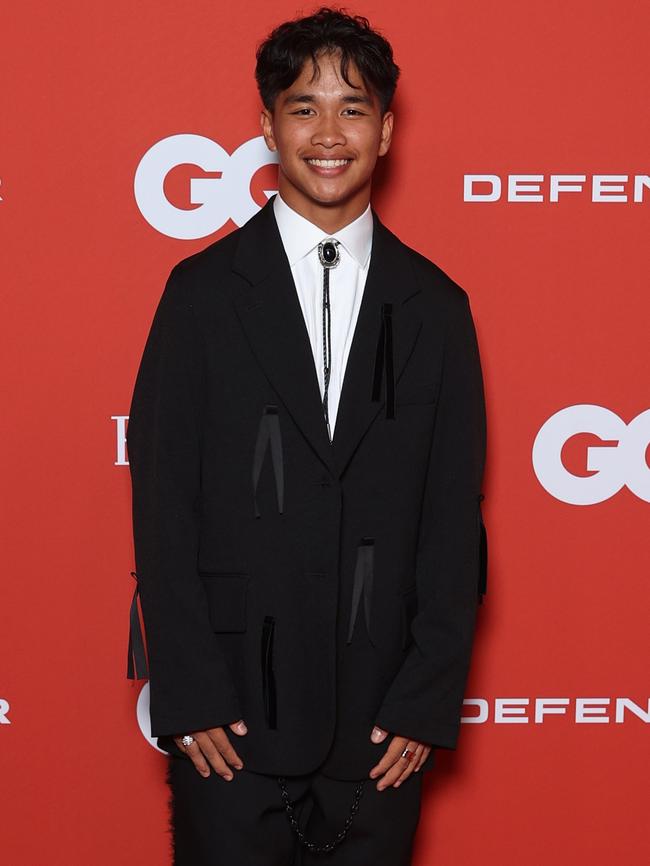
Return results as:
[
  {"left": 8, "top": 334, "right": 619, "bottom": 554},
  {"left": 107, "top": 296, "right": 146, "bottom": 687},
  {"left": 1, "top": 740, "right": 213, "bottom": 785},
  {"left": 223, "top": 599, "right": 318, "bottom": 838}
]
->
[{"left": 126, "top": 195, "right": 487, "bottom": 781}]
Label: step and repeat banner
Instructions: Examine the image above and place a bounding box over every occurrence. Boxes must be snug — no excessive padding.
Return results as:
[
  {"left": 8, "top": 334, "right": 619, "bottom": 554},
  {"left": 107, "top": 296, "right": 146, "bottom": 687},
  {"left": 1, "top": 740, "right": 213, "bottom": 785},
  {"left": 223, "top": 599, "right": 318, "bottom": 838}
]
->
[{"left": 2, "top": 1, "right": 648, "bottom": 863}]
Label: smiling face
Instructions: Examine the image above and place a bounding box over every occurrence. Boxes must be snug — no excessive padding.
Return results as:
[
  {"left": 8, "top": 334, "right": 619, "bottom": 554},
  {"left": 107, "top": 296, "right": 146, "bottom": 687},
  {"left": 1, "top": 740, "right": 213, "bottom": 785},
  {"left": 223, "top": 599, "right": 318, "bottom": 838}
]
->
[{"left": 260, "top": 50, "right": 393, "bottom": 233}]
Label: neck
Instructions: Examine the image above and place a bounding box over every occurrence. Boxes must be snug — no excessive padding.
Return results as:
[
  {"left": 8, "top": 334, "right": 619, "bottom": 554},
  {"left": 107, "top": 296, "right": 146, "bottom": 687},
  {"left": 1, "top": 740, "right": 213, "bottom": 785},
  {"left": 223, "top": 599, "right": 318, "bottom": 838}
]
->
[{"left": 277, "top": 182, "right": 371, "bottom": 234}]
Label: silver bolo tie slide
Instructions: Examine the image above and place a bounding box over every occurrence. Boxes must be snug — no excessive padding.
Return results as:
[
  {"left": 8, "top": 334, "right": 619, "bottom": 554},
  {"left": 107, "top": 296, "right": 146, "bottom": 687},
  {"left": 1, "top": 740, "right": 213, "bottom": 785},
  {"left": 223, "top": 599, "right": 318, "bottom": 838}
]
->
[{"left": 317, "top": 238, "right": 341, "bottom": 443}]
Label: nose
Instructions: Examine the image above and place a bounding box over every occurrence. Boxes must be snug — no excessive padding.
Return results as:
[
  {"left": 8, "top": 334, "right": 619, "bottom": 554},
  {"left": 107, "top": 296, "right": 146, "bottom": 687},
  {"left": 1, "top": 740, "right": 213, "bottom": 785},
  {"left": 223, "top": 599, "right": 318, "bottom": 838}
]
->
[{"left": 311, "top": 110, "right": 346, "bottom": 149}]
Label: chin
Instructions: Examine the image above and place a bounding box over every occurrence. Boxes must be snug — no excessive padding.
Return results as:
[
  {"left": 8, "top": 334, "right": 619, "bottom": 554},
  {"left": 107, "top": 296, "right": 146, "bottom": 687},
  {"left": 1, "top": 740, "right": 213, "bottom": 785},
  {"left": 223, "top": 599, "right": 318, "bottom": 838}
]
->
[
  {"left": 310, "top": 190, "right": 353, "bottom": 206},
  {"left": 301, "top": 182, "right": 361, "bottom": 207}
]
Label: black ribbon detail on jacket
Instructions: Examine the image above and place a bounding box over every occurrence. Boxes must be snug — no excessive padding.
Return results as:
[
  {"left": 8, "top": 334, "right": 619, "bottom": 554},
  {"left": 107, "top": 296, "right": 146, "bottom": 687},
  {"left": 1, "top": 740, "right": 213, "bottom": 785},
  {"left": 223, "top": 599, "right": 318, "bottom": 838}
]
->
[
  {"left": 252, "top": 404, "right": 284, "bottom": 519},
  {"left": 347, "top": 537, "right": 375, "bottom": 646},
  {"left": 127, "top": 570, "right": 149, "bottom": 680},
  {"left": 477, "top": 494, "right": 488, "bottom": 605},
  {"left": 261, "top": 615, "right": 277, "bottom": 729},
  {"left": 371, "top": 303, "right": 395, "bottom": 419}
]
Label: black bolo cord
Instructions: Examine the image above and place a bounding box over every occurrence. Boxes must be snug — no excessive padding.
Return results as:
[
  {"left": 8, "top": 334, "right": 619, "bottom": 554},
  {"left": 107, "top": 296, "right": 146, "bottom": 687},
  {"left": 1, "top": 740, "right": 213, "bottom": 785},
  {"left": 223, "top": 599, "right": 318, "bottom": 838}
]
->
[
  {"left": 322, "top": 264, "right": 332, "bottom": 440},
  {"left": 318, "top": 238, "right": 340, "bottom": 442}
]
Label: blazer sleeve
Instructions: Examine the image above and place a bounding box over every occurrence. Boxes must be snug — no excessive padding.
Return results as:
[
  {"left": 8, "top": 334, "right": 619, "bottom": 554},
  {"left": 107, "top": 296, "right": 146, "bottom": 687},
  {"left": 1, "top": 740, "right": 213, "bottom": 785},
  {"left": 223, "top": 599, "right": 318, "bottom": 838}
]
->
[
  {"left": 374, "top": 286, "right": 487, "bottom": 750},
  {"left": 126, "top": 263, "right": 242, "bottom": 738}
]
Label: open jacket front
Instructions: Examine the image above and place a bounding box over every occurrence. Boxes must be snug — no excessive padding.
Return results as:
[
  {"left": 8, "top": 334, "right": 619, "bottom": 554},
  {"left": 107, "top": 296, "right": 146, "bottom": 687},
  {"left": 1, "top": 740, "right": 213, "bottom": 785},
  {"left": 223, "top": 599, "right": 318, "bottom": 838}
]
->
[{"left": 126, "top": 195, "right": 487, "bottom": 781}]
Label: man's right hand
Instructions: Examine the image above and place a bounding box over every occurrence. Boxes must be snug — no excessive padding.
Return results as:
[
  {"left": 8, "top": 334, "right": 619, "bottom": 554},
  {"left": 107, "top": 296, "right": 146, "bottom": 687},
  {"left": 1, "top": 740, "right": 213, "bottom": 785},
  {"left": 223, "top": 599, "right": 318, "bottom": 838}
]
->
[{"left": 173, "top": 719, "right": 248, "bottom": 780}]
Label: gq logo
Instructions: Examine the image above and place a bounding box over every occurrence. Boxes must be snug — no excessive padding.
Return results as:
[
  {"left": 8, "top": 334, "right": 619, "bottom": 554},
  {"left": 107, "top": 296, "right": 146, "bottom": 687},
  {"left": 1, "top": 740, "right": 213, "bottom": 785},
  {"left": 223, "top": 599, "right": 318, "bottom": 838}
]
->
[
  {"left": 134, "top": 134, "right": 279, "bottom": 239},
  {"left": 533, "top": 405, "right": 650, "bottom": 504}
]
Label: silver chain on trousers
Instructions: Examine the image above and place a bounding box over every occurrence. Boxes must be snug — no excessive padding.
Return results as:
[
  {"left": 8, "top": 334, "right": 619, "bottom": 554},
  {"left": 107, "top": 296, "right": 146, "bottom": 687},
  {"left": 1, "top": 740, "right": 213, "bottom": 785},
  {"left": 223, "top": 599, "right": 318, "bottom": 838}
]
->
[{"left": 277, "top": 776, "right": 366, "bottom": 853}]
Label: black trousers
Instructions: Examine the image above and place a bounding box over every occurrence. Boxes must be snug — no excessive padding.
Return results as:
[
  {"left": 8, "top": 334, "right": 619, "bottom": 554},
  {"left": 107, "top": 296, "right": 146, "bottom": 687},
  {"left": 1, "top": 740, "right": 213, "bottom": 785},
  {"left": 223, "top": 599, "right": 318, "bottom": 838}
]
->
[{"left": 166, "top": 753, "right": 424, "bottom": 865}]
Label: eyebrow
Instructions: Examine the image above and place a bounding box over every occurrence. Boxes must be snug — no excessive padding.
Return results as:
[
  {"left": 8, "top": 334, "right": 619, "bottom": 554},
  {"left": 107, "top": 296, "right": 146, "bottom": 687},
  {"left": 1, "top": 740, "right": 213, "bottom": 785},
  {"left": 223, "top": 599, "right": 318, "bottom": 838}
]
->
[{"left": 283, "top": 93, "right": 373, "bottom": 106}]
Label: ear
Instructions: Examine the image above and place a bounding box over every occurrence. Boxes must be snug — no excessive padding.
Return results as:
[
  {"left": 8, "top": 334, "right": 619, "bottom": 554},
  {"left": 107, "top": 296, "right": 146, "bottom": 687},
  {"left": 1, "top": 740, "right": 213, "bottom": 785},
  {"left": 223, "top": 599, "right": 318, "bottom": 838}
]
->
[
  {"left": 260, "top": 108, "right": 277, "bottom": 151},
  {"left": 378, "top": 110, "right": 394, "bottom": 157}
]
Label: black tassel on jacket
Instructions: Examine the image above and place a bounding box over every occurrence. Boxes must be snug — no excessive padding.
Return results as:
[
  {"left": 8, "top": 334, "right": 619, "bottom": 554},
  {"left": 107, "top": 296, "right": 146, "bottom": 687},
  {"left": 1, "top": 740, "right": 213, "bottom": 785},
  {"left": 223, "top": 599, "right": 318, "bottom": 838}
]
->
[
  {"left": 252, "top": 404, "right": 284, "bottom": 518},
  {"left": 371, "top": 303, "right": 395, "bottom": 419},
  {"left": 126, "top": 570, "right": 149, "bottom": 680},
  {"left": 346, "top": 537, "right": 376, "bottom": 645}
]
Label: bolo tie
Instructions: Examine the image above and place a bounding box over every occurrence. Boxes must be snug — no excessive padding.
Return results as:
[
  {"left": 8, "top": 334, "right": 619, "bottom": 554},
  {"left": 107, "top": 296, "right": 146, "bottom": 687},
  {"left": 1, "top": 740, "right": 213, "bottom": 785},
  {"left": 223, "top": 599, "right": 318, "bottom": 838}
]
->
[{"left": 317, "top": 237, "right": 340, "bottom": 442}]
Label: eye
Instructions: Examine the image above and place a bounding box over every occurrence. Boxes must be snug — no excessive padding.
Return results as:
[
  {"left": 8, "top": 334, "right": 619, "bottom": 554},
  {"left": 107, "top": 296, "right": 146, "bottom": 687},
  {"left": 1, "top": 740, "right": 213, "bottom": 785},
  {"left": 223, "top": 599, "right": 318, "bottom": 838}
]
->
[
  {"left": 343, "top": 108, "right": 366, "bottom": 116},
  {"left": 291, "top": 108, "right": 314, "bottom": 116}
]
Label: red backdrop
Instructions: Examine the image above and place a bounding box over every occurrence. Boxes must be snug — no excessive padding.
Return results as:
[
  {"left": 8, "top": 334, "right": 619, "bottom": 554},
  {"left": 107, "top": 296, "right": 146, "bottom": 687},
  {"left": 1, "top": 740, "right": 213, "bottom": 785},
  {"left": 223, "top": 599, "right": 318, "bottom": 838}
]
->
[{"left": 2, "top": 1, "right": 648, "bottom": 863}]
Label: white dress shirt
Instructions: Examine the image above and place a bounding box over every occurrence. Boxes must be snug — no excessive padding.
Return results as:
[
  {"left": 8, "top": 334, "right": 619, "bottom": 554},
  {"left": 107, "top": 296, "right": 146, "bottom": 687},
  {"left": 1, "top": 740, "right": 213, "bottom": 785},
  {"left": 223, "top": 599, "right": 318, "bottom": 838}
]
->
[{"left": 272, "top": 192, "right": 373, "bottom": 438}]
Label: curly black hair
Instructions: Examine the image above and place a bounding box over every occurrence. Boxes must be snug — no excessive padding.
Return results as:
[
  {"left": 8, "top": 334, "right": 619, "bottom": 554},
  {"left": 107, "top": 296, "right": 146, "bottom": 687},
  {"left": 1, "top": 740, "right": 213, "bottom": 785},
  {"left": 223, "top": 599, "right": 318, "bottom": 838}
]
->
[{"left": 255, "top": 6, "right": 400, "bottom": 114}]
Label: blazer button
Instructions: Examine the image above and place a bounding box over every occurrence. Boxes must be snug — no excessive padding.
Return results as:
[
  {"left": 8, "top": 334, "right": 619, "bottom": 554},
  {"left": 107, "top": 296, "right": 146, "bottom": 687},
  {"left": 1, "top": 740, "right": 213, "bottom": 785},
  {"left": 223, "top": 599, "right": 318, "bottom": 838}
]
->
[{"left": 315, "top": 477, "right": 332, "bottom": 488}]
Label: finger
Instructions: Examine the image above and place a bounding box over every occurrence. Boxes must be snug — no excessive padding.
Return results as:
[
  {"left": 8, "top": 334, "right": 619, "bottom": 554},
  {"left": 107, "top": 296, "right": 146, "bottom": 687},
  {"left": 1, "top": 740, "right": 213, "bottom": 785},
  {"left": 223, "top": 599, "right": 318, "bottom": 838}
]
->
[
  {"left": 174, "top": 737, "right": 211, "bottom": 778},
  {"left": 392, "top": 744, "right": 424, "bottom": 786},
  {"left": 193, "top": 732, "right": 234, "bottom": 781},
  {"left": 375, "top": 740, "right": 420, "bottom": 790},
  {"left": 208, "top": 727, "right": 244, "bottom": 769},
  {"left": 414, "top": 746, "right": 431, "bottom": 773},
  {"left": 369, "top": 736, "right": 408, "bottom": 779}
]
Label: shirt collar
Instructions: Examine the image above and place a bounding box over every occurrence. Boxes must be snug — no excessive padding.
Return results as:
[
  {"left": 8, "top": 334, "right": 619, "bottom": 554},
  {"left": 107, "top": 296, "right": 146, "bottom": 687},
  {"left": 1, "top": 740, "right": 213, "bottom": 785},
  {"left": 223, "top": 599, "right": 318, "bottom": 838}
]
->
[{"left": 273, "top": 192, "right": 373, "bottom": 269}]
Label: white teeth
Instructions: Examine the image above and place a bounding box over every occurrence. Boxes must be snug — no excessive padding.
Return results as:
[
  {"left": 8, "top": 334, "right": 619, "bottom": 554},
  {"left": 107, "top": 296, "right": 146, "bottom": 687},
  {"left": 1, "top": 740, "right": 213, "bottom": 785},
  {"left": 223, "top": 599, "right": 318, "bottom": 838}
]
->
[{"left": 307, "top": 158, "right": 350, "bottom": 167}]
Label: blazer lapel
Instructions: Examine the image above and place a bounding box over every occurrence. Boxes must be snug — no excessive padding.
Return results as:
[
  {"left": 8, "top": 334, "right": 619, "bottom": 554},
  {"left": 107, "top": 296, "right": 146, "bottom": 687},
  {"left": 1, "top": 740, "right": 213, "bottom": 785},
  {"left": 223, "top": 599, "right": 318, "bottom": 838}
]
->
[
  {"left": 231, "top": 198, "right": 335, "bottom": 473},
  {"left": 231, "top": 197, "right": 423, "bottom": 479}
]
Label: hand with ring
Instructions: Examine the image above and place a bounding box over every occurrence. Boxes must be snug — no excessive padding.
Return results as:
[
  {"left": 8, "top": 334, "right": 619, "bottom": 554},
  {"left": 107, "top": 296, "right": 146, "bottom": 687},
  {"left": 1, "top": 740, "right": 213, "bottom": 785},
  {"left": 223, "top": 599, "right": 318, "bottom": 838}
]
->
[
  {"left": 368, "top": 725, "right": 431, "bottom": 790},
  {"left": 173, "top": 719, "right": 248, "bottom": 781}
]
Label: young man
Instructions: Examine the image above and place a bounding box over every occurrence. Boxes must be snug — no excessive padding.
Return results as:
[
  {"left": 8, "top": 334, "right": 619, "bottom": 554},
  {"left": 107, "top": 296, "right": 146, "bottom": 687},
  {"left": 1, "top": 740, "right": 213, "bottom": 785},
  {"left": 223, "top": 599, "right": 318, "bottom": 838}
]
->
[{"left": 126, "top": 7, "right": 487, "bottom": 865}]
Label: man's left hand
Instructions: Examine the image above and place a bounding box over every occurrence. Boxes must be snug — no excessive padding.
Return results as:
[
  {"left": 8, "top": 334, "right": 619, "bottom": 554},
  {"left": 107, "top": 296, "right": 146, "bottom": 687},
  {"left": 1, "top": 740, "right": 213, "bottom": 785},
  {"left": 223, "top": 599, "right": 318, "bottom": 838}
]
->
[{"left": 368, "top": 725, "right": 431, "bottom": 790}]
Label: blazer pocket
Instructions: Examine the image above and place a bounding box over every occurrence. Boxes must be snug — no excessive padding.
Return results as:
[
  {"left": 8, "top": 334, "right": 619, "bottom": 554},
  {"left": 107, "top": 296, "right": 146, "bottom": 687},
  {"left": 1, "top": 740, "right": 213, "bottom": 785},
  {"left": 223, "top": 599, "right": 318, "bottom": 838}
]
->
[
  {"left": 395, "top": 383, "right": 438, "bottom": 406},
  {"left": 400, "top": 585, "right": 418, "bottom": 650},
  {"left": 199, "top": 572, "right": 250, "bottom": 633}
]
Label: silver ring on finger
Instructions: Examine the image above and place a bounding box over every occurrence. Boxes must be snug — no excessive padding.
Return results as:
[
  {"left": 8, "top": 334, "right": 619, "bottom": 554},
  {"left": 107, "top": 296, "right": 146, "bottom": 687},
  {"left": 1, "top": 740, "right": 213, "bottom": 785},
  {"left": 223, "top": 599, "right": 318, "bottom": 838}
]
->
[
  {"left": 400, "top": 747, "right": 415, "bottom": 762},
  {"left": 181, "top": 735, "right": 195, "bottom": 748}
]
